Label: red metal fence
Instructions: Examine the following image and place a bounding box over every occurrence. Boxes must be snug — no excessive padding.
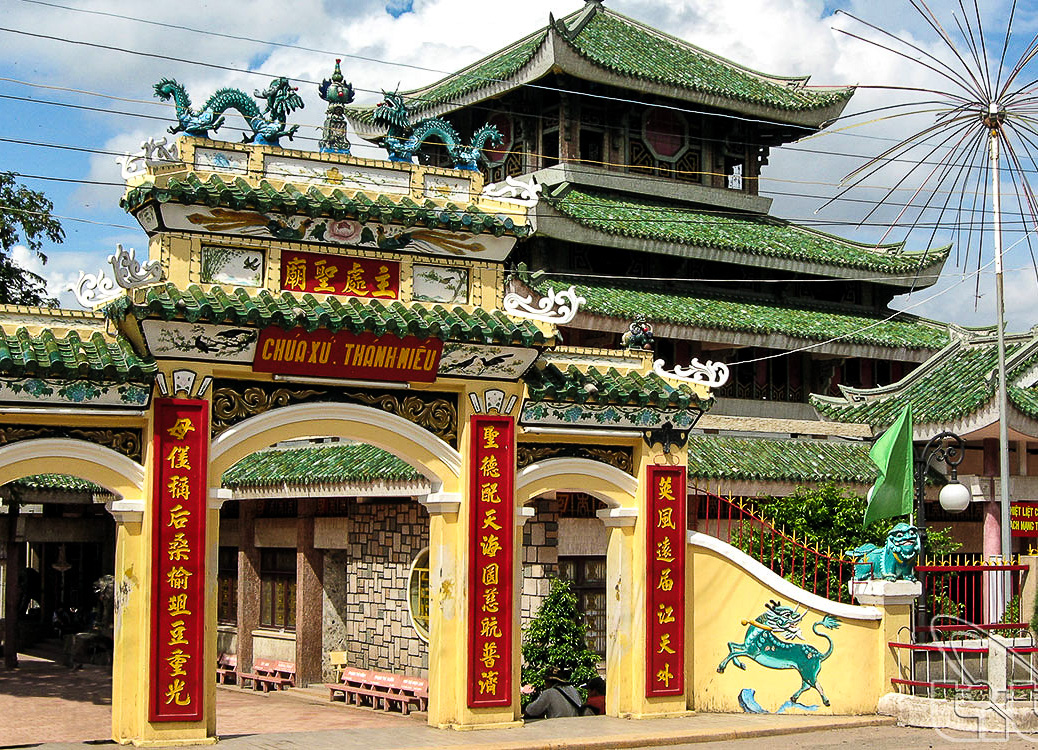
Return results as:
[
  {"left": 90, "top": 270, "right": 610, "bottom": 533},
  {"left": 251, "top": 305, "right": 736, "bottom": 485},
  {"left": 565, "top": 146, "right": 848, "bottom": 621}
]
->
[{"left": 689, "top": 490, "right": 853, "bottom": 603}]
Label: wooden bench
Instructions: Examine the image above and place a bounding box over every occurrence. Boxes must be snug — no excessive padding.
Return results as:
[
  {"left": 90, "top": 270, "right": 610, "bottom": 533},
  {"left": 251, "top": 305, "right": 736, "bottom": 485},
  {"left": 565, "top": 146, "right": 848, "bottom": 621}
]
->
[
  {"left": 326, "top": 667, "right": 428, "bottom": 715},
  {"left": 216, "top": 653, "right": 237, "bottom": 684},
  {"left": 239, "top": 658, "right": 295, "bottom": 692}
]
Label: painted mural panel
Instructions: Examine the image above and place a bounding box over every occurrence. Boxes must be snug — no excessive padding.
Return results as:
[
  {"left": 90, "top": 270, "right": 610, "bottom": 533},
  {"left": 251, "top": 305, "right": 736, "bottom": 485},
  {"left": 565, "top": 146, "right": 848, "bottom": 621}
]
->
[
  {"left": 150, "top": 398, "right": 208, "bottom": 722},
  {"left": 154, "top": 204, "right": 516, "bottom": 260},
  {"left": 0, "top": 377, "right": 149, "bottom": 407},
  {"left": 646, "top": 464, "right": 685, "bottom": 697},
  {"left": 262, "top": 155, "right": 411, "bottom": 193},
  {"left": 438, "top": 343, "right": 537, "bottom": 380},
  {"left": 423, "top": 173, "right": 471, "bottom": 202},
  {"left": 280, "top": 249, "right": 399, "bottom": 299},
  {"left": 193, "top": 148, "right": 248, "bottom": 174},
  {"left": 468, "top": 415, "right": 515, "bottom": 708},
  {"left": 412, "top": 264, "right": 468, "bottom": 304},
  {"left": 200, "top": 246, "right": 264, "bottom": 286},
  {"left": 142, "top": 321, "right": 258, "bottom": 363},
  {"left": 253, "top": 329, "right": 443, "bottom": 383}
]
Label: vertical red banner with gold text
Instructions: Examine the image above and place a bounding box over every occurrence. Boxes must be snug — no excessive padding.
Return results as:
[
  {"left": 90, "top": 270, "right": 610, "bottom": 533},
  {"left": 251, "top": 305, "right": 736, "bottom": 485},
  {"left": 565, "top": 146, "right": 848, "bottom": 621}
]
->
[
  {"left": 468, "top": 415, "right": 514, "bottom": 708},
  {"left": 150, "top": 398, "right": 209, "bottom": 722},
  {"left": 646, "top": 464, "right": 685, "bottom": 697}
]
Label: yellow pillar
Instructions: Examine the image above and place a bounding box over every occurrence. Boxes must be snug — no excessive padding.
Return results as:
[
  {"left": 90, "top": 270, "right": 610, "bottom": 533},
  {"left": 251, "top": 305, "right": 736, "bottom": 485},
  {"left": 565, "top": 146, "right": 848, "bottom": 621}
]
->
[
  {"left": 601, "top": 511, "right": 636, "bottom": 716},
  {"left": 619, "top": 441, "right": 691, "bottom": 718},
  {"left": 850, "top": 579, "right": 919, "bottom": 702}
]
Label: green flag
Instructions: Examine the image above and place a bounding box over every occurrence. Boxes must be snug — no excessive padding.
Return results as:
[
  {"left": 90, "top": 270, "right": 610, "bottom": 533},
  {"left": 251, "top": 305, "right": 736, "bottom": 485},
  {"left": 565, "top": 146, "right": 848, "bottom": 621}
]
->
[{"left": 864, "top": 403, "right": 915, "bottom": 527}]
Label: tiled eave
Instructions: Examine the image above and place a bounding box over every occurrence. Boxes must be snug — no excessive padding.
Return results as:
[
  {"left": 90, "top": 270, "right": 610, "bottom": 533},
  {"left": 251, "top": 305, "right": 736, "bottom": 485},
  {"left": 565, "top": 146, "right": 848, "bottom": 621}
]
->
[{"left": 348, "top": 7, "right": 852, "bottom": 138}]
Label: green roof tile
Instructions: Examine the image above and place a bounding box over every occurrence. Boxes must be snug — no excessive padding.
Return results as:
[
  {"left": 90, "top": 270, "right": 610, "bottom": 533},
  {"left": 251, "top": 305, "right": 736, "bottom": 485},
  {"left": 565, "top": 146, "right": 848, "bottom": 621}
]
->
[
  {"left": 221, "top": 443, "right": 423, "bottom": 489},
  {"left": 10, "top": 474, "right": 107, "bottom": 493},
  {"left": 546, "top": 188, "right": 950, "bottom": 276},
  {"left": 534, "top": 279, "right": 950, "bottom": 351},
  {"left": 812, "top": 331, "right": 1038, "bottom": 427},
  {"left": 108, "top": 283, "right": 555, "bottom": 348},
  {"left": 121, "top": 175, "right": 527, "bottom": 239},
  {"left": 524, "top": 361, "right": 710, "bottom": 410},
  {"left": 0, "top": 327, "right": 155, "bottom": 382},
  {"left": 349, "top": 5, "right": 849, "bottom": 124},
  {"left": 686, "top": 435, "right": 877, "bottom": 484}
]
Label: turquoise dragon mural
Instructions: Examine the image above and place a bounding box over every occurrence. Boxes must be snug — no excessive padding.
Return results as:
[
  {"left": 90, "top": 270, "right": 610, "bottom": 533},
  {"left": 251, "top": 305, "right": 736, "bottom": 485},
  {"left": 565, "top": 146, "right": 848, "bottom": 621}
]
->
[
  {"left": 373, "top": 91, "right": 502, "bottom": 171},
  {"left": 717, "top": 600, "right": 840, "bottom": 711},
  {"left": 154, "top": 77, "right": 304, "bottom": 147}
]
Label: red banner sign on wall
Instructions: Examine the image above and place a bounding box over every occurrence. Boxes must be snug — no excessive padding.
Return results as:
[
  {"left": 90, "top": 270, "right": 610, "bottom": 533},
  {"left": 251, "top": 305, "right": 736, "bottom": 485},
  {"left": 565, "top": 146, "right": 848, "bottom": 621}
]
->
[
  {"left": 150, "top": 398, "right": 209, "bottom": 722},
  {"left": 468, "top": 415, "right": 515, "bottom": 708},
  {"left": 646, "top": 464, "right": 685, "bottom": 697},
  {"left": 253, "top": 329, "right": 443, "bottom": 383},
  {"left": 1011, "top": 502, "right": 1038, "bottom": 537},
  {"left": 281, "top": 250, "right": 399, "bottom": 299}
]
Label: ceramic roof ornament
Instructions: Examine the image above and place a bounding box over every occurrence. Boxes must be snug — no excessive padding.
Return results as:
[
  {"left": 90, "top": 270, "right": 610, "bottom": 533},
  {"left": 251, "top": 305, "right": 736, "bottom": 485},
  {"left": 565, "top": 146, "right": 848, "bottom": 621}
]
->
[{"left": 318, "top": 59, "right": 356, "bottom": 154}]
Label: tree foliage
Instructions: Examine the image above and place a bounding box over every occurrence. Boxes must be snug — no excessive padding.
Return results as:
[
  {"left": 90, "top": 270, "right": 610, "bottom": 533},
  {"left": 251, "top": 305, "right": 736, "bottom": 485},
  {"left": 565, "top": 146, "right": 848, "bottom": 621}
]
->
[
  {"left": 0, "top": 171, "right": 63, "bottom": 306},
  {"left": 520, "top": 577, "right": 599, "bottom": 701}
]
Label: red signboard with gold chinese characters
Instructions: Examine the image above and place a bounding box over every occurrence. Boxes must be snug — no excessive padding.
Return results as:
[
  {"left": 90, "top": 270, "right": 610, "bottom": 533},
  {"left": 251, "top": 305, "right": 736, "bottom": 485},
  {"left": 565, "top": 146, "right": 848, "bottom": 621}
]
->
[
  {"left": 281, "top": 250, "right": 399, "bottom": 299},
  {"left": 150, "top": 398, "right": 208, "bottom": 722},
  {"left": 646, "top": 464, "right": 685, "bottom": 697},
  {"left": 253, "top": 329, "right": 443, "bottom": 383},
  {"left": 468, "top": 415, "right": 514, "bottom": 708}
]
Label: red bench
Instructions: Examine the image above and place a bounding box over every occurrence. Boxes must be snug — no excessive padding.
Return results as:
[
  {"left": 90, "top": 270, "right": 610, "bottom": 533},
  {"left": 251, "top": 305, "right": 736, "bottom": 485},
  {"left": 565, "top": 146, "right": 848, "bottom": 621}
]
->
[
  {"left": 239, "top": 658, "right": 295, "bottom": 692},
  {"left": 326, "top": 667, "right": 428, "bottom": 714},
  {"left": 216, "top": 653, "right": 237, "bottom": 684}
]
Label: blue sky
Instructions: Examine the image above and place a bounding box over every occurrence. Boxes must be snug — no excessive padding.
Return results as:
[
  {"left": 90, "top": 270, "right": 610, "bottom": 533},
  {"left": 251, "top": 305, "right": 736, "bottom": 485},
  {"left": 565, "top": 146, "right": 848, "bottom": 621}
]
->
[{"left": 2, "top": 0, "right": 1037, "bottom": 332}]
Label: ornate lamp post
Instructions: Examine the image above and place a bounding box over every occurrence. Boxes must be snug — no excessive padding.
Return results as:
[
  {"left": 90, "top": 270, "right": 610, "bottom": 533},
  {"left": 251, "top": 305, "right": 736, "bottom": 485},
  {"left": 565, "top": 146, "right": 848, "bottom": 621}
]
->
[{"left": 915, "top": 431, "right": 971, "bottom": 640}]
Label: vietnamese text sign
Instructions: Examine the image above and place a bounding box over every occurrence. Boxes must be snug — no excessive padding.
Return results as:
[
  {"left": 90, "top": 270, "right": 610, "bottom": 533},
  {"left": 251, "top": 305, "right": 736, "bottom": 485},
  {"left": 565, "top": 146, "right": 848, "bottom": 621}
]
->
[
  {"left": 468, "top": 415, "right": 514, "bottom": 708},
  {"left": 253, "top": 329, "right": 443, "bottom": 383},
  {"left": 1011, "top": 502, "right": 1038, "bottom": 537},
  {"left": 150, "top": 398, "right": 208, "bottom": 722},
  {"left": 646, "top": 464, "right": 685, "bottom": 697},
  {"left": 281, "top": 250, "right": 399, "bottom": 299}
]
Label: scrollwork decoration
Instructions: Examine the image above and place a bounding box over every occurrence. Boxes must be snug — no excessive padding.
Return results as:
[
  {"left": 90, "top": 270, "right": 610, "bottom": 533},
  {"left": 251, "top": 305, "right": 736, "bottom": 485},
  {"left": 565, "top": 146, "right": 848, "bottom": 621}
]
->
[
  {"left": 503, "top": 286, "right": 585, "bottom": 325},
  {"left": 117, "top": 136, "right": 181, "bottom": 179},
  {"left": 212, "top": 386, "right": 324, "bottom": 432},
  {"left": 516, "top": 444, "right": 633, "bottom": 473},
  {"left": 482, "top": 176, "right": 542, "bottom": 207},
  {"left": 67, "top": 243, "right": 165, "bottom": 309},
  {"left": 652, "top": 357, "right": 730, "bottom": 389},
  {"left": 67, "top": 269, "right": 120, "bottom": 308},
  {"left": 0, "top": 425, "right": 142, "bottom": 461}
]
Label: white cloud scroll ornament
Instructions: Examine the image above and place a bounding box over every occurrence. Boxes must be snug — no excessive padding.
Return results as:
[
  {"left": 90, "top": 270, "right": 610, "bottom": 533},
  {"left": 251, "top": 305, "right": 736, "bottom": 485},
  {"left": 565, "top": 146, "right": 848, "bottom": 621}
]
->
[
  {"left": 481, "top": 176, "right": 542, "bottom": 208},
  {"left": 117, "top": 136, "right": 181, "bottom": 179},
  {"left": 503, "top": 285, "right": 585, "bottom": 325},
  {"left": 653, "top": 358, "right": 730, "bottom": 389},
  {"left": 67, "top": 244, "right": 164, "bottom": 308}
]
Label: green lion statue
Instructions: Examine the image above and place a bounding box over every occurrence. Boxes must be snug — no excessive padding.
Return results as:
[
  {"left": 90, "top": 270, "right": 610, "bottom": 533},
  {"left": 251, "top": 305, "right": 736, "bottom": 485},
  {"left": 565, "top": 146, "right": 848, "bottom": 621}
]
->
[{"left": 848, "top": 522, "right": 921, "bottom": 582}]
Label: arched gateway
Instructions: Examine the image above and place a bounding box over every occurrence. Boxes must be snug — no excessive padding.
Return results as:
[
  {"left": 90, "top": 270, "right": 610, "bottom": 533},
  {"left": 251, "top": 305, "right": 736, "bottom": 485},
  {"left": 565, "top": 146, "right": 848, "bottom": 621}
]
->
[{"left": 0, "top": 124, "right": 719, "bottom": 743}]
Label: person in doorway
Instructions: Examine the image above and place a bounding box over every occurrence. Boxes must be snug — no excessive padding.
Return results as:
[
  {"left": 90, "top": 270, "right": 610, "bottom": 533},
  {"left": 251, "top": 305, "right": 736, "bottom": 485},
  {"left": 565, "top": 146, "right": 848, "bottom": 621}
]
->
[
  {"left": 521, "top": 669, "right": 584, "bottom": 719},
  {"left": 583, "top": 676, "right": 606, "bottom": 715}
]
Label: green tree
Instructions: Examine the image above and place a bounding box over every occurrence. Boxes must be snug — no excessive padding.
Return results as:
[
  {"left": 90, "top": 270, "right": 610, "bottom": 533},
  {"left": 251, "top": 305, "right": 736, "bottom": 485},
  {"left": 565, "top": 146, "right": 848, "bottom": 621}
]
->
[
  {"left": 0, "top": 172, "right": 63, "bottom": 305},
  {"left": 521, "top": 577, "right": 599, "bottom": 702}
]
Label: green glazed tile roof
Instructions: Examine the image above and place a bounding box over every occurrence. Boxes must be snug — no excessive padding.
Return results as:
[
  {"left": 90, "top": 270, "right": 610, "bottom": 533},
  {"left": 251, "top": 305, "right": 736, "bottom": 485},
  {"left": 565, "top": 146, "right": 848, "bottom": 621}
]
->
[
  {"left": 121, "top": 174, "right": 528, "bottom": 238},
  {"left": 349, "top": 5, "right": 850, "bottom": 125},
  {"left": 524, "top": 361, "right": 710, "bottom": 409},
  {"left": 222, "top": 443, "right": 423, "bottom": 489},
  {"left": 0, "top": 327, "right": 155, "bottom": 382},
  {"left": 812, "top": 331, "right": 1038, "bottom": 427},
  {"left": 11, "top": 474, "right": 107, "bottom": 493},
  {"left": 534, "top": 279, "right": 950, "bottom": 351},
  {"left": 108, "top": 283, "right": 555, "bottom": 348},
  {"left": 686, "top": 435, "right": 877, "bottom": 484},
  {"left": 546, "top": 188, "right": 950, "bottom": 276}
]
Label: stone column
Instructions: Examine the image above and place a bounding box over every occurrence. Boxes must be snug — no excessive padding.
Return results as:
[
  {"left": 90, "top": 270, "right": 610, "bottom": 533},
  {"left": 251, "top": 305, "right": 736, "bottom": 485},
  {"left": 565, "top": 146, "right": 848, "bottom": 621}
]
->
[
  {"left": 295, "top": 499, "right": 322, "bottom": 687},
  {"left": 422, "top": 491, "right": 462, "bottom": 727},
  {"left": 850, "top": 579, "right": 921, "bottom": 698},
  {"left": 3, "top": 499, "right": 19, "bottom": 669},
  {"left": 106, "top": 498, "right": 146, "bottom": 743},
  {"left": 236, "top": 502, "right": 260, "bottom": 676}
]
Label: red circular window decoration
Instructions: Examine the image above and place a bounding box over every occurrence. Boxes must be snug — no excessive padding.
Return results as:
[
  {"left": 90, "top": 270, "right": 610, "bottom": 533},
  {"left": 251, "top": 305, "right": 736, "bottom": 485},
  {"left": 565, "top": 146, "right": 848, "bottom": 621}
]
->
[{"left": 484, "top": 112, "right": 513, "bottom": 165}]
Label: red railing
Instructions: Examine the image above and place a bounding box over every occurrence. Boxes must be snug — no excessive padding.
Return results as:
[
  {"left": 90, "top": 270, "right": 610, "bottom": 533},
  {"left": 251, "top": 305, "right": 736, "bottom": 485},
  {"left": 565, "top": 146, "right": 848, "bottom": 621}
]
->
[
  {"left": 918, "top": 558, "right": 1029, "bottom": 637},
  {"left": 689, "top": 490, "right": 853, "bottom": 603}
]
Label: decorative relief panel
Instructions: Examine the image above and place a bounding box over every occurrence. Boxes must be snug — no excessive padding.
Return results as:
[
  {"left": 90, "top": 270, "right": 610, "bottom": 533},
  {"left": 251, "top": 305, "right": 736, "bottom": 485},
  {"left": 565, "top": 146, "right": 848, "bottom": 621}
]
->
[
  {"left": 0, "top": 377, "right": 150, "bottom": 408},
  {"left": 0, "top": 425, "right": 143, "bottom": 462},
  {"left": 211, "top": 381, "right": 458, "bottom": 446},
  {"left": 516, "top": 443, "right": 633, "bottom": 474}
]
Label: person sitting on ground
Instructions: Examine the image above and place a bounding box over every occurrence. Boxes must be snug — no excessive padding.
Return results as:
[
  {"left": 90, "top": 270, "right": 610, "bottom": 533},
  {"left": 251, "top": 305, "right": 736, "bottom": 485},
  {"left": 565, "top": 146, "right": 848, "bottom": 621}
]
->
[
  {"left": 521, "top": 668, "right": 585, "bottom": 719},
  {"left": 583, "top": 676, "right": 606, "bottom": 715}
]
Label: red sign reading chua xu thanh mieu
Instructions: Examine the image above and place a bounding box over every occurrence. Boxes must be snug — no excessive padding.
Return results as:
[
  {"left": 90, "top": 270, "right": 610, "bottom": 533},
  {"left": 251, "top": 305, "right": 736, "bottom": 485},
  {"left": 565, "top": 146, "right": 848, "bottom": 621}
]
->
[
  {"left": 150, "top": 398, "right": 208, "bottom": 722},
  {"left": 468, "top": 415, "right": 514, "bottom": 708},
  {"left": 253, "top": 329, "right": 443, "bottom": 383},
  {"left": 646, "top": 464, "right": 685, "bottom": 697}
]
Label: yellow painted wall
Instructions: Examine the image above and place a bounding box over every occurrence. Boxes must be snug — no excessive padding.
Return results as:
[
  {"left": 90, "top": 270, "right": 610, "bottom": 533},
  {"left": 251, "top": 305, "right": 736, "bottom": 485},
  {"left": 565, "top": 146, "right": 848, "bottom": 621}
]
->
[{"left": 691, "top": 545, "right": 886, "bottom": 715}]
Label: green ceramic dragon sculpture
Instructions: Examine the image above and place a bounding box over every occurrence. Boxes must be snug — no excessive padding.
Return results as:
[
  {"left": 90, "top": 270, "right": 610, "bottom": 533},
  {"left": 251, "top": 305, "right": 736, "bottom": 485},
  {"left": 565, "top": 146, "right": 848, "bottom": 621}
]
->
[
  {"left": 373, "top": 91, "right": 502, "bottom": 171},
  {"left": 154, "top": 77, "right": 304, "bottom": 147}
]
